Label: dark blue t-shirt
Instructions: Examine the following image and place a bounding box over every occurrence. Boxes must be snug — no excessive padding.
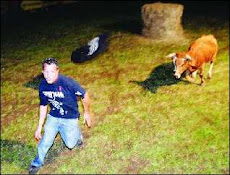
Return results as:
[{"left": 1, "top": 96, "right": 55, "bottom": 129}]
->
[{"left": 39, "top": 74, "right": 86, "bottom": 119}]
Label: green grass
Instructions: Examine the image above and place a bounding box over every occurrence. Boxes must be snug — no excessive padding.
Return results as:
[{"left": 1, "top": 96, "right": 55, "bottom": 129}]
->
[{"left": 1, "top": 3, "right": 229, "bottom": 174}]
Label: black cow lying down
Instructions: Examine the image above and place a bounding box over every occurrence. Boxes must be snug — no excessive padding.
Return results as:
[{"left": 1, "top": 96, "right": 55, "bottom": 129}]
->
[{"left": 71, "top": 33, "right": 109, "bottom": 63}]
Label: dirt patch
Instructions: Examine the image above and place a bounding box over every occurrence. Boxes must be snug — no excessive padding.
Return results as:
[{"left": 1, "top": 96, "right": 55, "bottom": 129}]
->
[
  {"left": 1, "top": 104, "right": 38, "bottom": 129},
  {"left": 123, "top": 155, "right": 150, "bottom": 174}
]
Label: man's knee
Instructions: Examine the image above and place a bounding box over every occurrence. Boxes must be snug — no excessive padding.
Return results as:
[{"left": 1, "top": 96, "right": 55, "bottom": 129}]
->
[
  {"left": 65, "top": 139, "right": 83, "bottom": 150},
  {"left": 65, "top": 142, "right": 75, "bottom": 149}
]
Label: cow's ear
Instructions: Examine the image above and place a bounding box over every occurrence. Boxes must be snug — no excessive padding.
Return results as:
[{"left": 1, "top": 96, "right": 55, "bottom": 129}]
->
[
  {"left": 185, "top": 54, "right": 192, "bottom": 61},
  {"left": 166, "top": 53, "right": 176, "bottom": 59}
]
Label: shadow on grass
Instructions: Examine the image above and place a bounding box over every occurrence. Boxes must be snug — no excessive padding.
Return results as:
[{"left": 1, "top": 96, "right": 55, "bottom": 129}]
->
[
  {"left": 23, "top": 73, "right": 44, "bottom": 90},
  {"left": 1, "top": 139, "right": 36, "bottom": 169},
  {"left": 44, "top": 138, "right": 66, "bottom": 165},
  {"left": 131, "top": 63, "right": 180, "bottom": 93},
  {"left": 1, "top": 139, "right": 66, "bottom": 170}
]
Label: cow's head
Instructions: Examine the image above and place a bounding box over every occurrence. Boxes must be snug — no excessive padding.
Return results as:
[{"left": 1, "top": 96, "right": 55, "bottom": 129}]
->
[{"left": 166, "top": 52, "right": 192, "bottom": 79}]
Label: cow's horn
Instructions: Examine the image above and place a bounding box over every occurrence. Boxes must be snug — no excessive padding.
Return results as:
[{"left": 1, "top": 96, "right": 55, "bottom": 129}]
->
[
  {"left": 185, "top": 54, "right": 192, "bottom": 61},
  {"left": 166, "top": 53, "right": 176, "bottom": 59}
]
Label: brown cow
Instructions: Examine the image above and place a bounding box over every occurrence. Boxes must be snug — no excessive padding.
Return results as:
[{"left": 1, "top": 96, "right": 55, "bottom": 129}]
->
[{"left": 166, "top": 34, "right": 218, "bottom": 86}]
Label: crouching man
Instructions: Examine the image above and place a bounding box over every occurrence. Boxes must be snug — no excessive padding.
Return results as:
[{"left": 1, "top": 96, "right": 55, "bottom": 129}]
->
[{"left": 29, "top": 57, "right": 92, "bottom": 174}]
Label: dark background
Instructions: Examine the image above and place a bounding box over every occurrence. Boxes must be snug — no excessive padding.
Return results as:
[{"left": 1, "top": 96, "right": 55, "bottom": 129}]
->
[{"left": 1, "top": 1, "right": 229, "bottom": 27}]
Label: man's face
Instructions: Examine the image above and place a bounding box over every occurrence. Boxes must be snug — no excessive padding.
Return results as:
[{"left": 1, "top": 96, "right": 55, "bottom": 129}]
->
[{"left": 42, "top": 63, "right": 59, "bottom": 84}]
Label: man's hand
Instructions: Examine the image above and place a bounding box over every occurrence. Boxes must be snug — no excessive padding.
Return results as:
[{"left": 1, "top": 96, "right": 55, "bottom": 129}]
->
[
  {"left": 35, "top": 126, "right": 42, "bottom": 141},
  {"left": 84, "top": 112, "right": 91, "bottom": 128},
  {"left": 35, "top": 105, "right": 47, "bottom": 142}
]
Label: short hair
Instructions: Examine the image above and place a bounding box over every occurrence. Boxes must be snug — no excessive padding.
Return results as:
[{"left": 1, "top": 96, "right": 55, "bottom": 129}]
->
[{"left": 42, "top": 57, "right": 58, "bottom": 69}]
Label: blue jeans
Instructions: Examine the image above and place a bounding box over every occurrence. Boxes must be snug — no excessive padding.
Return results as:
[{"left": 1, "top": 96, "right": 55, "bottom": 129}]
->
[{"left": 31, "top": 114, "right": 82, "bottom": 167}]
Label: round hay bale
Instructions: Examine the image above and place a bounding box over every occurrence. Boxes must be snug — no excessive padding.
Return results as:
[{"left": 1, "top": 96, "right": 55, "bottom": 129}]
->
[{"left": 141, "top": 2, "right": 185, "bottom": 41}]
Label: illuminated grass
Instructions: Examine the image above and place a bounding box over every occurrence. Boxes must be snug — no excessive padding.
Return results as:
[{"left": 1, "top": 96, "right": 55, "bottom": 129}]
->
[{"left": 1, "top": 4, "right": 229, "bottom": 174}]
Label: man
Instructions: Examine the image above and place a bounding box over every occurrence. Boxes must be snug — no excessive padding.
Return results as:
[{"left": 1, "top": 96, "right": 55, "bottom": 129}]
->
[{"left": 29, "top": 57, "right": 92, "bottom": 174}]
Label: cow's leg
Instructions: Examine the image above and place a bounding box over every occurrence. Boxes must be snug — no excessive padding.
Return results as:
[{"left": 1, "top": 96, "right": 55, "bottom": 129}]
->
[
  {"left": 208, "top": 61, "right": 214, "bottom": 79},
  {"left": 191, "top": 70, "right": 197, "bottom": 79},
  {"left": 185, "top": 70, "right": 195, "bottom": 82},
  {"left": 185, "top": 70, "right": 190, "bottom": 79},
  {"left": 199, "top": 65, "right": 205, "bottom": 86}
]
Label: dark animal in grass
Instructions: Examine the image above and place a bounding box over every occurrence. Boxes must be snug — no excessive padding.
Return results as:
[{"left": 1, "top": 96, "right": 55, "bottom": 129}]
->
[{"left": 71, "top": 33, "right": 109, "bottom": 63}]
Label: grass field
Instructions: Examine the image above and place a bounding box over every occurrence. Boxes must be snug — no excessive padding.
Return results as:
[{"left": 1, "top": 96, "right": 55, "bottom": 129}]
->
[{"left": 1, "top": 2, "right": 229, "bottom": 174}]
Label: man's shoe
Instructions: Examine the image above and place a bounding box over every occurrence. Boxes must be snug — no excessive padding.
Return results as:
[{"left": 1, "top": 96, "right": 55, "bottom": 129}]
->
[
  {"left": 28, "top": 165, "right": 40, "bottom": 174},
  {"left": 78, "top": 141, "right": 85, "bottom": 149}
]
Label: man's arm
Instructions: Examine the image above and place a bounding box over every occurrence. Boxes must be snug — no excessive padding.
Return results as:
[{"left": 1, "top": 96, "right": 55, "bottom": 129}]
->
[
  {"left": 82, "top": 91, "right": 92, "bottom": 128},
  {"left": 35, "top": 105, "right": 48, "bottom": 141}
]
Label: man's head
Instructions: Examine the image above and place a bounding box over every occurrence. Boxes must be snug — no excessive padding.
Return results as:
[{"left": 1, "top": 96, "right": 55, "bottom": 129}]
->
[{"left": 42, "top": 58, "right": 59, "bottom": 84}]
